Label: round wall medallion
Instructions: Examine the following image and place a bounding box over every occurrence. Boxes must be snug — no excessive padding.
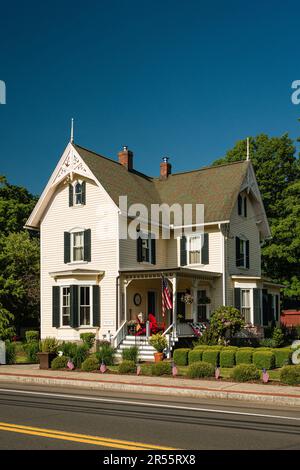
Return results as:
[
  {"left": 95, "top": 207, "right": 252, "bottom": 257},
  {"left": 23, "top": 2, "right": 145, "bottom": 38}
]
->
[{"left": 133, "top": 293, "right": 142, "bottom": 306}]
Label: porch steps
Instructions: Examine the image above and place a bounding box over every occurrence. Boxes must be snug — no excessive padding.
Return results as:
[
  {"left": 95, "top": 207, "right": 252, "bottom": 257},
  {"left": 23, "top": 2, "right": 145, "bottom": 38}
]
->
[{"left": 115, "top": 335, "right": 178, "bottom": 362}]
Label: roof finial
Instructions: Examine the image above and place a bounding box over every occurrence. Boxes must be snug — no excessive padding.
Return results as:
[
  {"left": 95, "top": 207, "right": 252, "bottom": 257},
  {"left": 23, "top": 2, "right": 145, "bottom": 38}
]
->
[
  {"left": 246, "top": 137, "right": 250, "bottom": 161},
  {"left": 70, "top": 118, "right": 74, "bottom": 143}
]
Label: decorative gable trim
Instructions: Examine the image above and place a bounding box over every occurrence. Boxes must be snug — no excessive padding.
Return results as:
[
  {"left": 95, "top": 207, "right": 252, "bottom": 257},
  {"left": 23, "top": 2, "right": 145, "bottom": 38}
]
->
[{"left": 52, "top": 147, "right": 94, "bottom": 186}]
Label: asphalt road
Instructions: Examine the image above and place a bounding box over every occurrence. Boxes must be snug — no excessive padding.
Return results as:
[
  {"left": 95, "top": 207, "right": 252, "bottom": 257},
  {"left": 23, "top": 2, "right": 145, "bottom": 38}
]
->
[{"left": 0, "top": 382, "right": 299, "bottom": 450}]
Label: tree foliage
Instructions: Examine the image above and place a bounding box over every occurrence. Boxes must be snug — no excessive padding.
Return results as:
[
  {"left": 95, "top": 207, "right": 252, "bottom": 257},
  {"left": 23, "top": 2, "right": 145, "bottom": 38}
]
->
[{"left": 210, "top": 306, "right": 245, "bottom": 343}]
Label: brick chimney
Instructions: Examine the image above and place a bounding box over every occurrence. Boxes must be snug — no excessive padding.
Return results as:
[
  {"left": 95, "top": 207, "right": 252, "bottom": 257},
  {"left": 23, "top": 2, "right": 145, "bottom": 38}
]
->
[
  {"left": 118, "top": 146, "right": 133, "bottom": 171},
  {"left": 160, "top": 157, "right": 172, "bottom": 180}
]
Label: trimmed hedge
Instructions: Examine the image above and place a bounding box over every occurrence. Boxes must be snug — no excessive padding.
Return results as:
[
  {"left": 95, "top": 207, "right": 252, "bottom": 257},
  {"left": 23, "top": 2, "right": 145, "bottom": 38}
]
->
[
  {"left": 220, "top": 350, "right": 235, "bottom": 368},
  {"left": 151, "top": 362, "right": 172, "bottom": 376},
  {"left": 253, "top": 351, "right": 275, "bottom": 370},
  {"left": 231, "top": 364, "right": 260, "bottom": 382},
  {"left": 81, "top": 356, "right": 100, "bottom": 372},
  {"left": 280, "top": 365, "right": 300, "bottom": 385},
  {"left": 51, "top": 355, "right": 68, "bottom": 369},
  {"left": 202, "top": 349, "right": 220, "bottom": 367},
  {"left": 236, "top": 348, "right": 253, "bottom": 365},
  {"left": 188, "top": 349, "right": 203, "bottom": 364},
  {"left": 193, "top": 345, "right": 209, "bottom": 351},
  {"left": 173, "top": 348, "right": 190, "bottom": 366},
  {"left": 187, "top": 361, "right": 215, "bottom": 379},
  {"left": 272, "top": 348, "right": 292, "bottom": 368},
  {"left": 118, "top": 360, "right": 136, "bottom": 374}
]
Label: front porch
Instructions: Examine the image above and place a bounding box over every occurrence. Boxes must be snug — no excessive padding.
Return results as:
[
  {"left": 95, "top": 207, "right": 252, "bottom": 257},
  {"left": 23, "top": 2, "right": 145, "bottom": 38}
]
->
[{"left": 113, "top": 267, "right": 221, "bottom": 354}]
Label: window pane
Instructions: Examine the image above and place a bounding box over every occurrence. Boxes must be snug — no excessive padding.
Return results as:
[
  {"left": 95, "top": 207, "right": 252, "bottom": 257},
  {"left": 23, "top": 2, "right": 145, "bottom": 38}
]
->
[
  {"left": 189, "top": 236, "right": 200, "bottom": 264},
  {"left": 75, "top": 183, "right": 83, "bottom": 205},
  {"left": 62, "top": 287, "right": 70, "bottom": 326},
  {"left": 79, "top": 287, "right": 91, "bottom": 326}
]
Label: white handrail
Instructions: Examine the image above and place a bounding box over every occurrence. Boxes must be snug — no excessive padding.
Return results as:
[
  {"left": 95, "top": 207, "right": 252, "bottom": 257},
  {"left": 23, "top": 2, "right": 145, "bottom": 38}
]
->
[
  {"left": 162, "top": 322, "right": 174, "bottom": 336},
  {"left": 112, "top": 320, "right": 127, "bottom": 349}
]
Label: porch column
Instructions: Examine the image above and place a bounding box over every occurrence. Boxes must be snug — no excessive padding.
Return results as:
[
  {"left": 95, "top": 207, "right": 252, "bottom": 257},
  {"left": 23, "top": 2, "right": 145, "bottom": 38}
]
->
[
  {"left": 123, "top": 279, "right": 129, "bottom": 324},
  {"left": 192, "top": 279, "right": 198, "bottom": 323},
  {"left": 171, "top": 274, "right": 177, "bottom": 337}
]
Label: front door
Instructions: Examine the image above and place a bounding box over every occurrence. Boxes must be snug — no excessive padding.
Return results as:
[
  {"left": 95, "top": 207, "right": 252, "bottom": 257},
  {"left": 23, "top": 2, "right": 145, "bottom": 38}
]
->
[
  {"left": 147, "top": 291, "right": 156, "bottom": 317},
  {"left": 176, "top": 291, "right": 186, "bottom": 321}
]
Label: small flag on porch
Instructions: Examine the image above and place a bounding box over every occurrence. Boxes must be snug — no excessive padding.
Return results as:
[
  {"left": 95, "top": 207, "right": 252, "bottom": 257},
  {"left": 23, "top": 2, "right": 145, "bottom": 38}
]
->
[
  {"left": 67, "top": 359, "right": 75, "bottom": 370},
  {"left": 262, "top": 368, "right": 269, "bottom": 383},
  {"left": 136, "top": 364, "right": 141, "bottom": 376},
  {"left": 215, "top": 367, "right": 220, "bottom": 380},
  {"left": 172, "top": 362, "right": 178, "bottom": 377},
  {"left": 100, "top": 361, "right": 107, "bottom": 374},
  {"left": 162, "top": 275, "right": 173, "bottom": 318}
]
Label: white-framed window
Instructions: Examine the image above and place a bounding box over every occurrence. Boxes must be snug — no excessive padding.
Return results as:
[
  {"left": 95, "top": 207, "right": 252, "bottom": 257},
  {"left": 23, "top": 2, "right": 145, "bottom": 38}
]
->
[
  {"left": 188, "top": 236, "right": 201, "bottom": 265},
  {"left": 61, "top": 286, "right": 71, "bottom": 326},
  {"left": 74, "top": 181, "right": 84, "bottom": 205},
  {"left": 197, "top": 290, "right": 208, "bottom": 321},
  {"left": 139, "top": 231, "right": 153, "bottom": 263},
  {"left": 72, "top": 231, "right": 84, "bottom": 262},
  {"left": 241, "top": 289, "right": 251, "bottom": 323},
  {"left": 79, "top": 285, "right": 92, "bottom": 326}
]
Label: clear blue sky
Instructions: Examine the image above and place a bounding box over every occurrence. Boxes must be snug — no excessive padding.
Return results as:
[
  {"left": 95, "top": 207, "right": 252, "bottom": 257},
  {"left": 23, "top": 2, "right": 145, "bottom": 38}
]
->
[{"left": 1, "top": 0, "right": 299, "bottom": 195}]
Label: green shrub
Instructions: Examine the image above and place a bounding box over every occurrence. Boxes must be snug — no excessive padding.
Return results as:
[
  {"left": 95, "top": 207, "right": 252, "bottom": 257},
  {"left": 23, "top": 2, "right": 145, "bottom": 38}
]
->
[
  {"left": 122, "top": 346, "right": 139, "bottom": 362},
  {"left": 272, "top": 348, "right": 292, "bottom": 368},
  {"left": 260, "top": 338, "right": 277, "bottom": 348},
  {"left": 81, "top": 356, "right": 100, "bottom": 372},
  {"left": 187, "top": 361, "right": 215, "bottom": 379},
  {"left": 5, "top": 341, "right": 16, "bottom": 364},
  {"left": 253, "top": 351, "right": 275, "bottom": 370},
  {"left": 25, "top": 330, "right": 39, "bottom": 343},
  {"left": 80, "top": 333, "right": 96, "bottom": 349},
  {"left": 220, "top": 350, "right": 235, "bottom": 368},
  {"left": 173, "top": 348, "right": 190, "bottom": 366},
  {"left": 202, "top": 349, "right": 220, "bottom": 367},
  {"left": 223, "top": 346, "right": 238, "bottom": 351},
  {"left": 231, "top": 364, "right": 260, "bottom": 382},
  {"left": 151, "top": 361, "right": 172, "bottom": 376},
  {"left": 96, "top": 341, "right": 115, "bottom": 366},
  {"left": 255, "top": 347, "right": 271, "bottom": 352},
  {"left": 39, "top": 337, "right": 59, "bottom": 354},
  {"left": 236, "top": 348, "right": 253, "bottom": 365},
  {"left": 280, "top": 365, "right": 300, "bottom": 385},
  {"left": 272, "top": 327, "right": 285, "bottom": 347},
  {"left": 51, "top": 355, "right": 68, "bottom": 369},
  {"left": 188, "top": 349, "right": 203, "bottom": 364},
  {"left": 149, "top": 334, "right": 168, "bottom": 353},
  {"left": 60, "top": 342, "right": 89, "bottom": 368},
  {"left": 24, "top": 341, "right": 39, "bottom": 363},
  {"left": 207, "top": 345, "right": 223, "bottom": 351},
  {"left": 193, "top": 345, "right": 209, "bottom": 351},
  {"left": 140, "top": 364, "right": 152, "bottom": 376},
  {"left": 118, "top": 360, "right": 136, "bottom": 374}
]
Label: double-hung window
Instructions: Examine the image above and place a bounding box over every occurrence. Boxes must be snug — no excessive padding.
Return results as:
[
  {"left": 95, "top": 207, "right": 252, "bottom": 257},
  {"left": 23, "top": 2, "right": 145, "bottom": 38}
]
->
[
  {"left": 236, "top": 236, "right": 249, "bottom": 268},
  {"left": 189, "top": 236, "right": 201, "bottom": 264},
  {"left": 72, "top": 231, "right": 84, "bottom": 262},
  {"left": 61, "top": 287, "right": 70, "bottom": 326},
  {"left": 241, "top": 289, "right": 251, "bottom": 323},
  {"left": 75, "top": 182, "right": 83, "bottom": 205},
  {"left": 141, "top": 235, "right": 151, "bottom": 263},
  {"left": 137, "top": 231, "right": 156, "bottom": 264},
  {"left": 69, "top": 180, "right": 86, "bottom": 206},
  {"left": 79, "top": 286, "right": 91, "bottom": 326},
  {"left": 197, "top": 289, "right": 208, "bottom": 321}
]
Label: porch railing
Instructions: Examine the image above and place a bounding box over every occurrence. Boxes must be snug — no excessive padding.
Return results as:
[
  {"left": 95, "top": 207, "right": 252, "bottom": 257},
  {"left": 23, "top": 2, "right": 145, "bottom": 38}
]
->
[{"left": 112, "top": 320, "right": 127, "bottom": 349}]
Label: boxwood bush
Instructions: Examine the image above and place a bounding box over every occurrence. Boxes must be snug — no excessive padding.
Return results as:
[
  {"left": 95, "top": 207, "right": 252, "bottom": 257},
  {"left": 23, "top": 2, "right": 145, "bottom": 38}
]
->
[
  {"left": 151, "top": 361, "right": 172, "bottom": 376},
  {"left": 81, "top": 356, "right": 100, "bottom": 372},
  {"left": 122, "top": 346, "right": 139, "bottom": 363},
  {"left": 118, "top": 360, "right": 136, "bottom": 374},
  {"left": 235, "top": 348, "right": 253, "bottom": 365},
  {"left": 173, "top": 348, "right": 190, "bottom": 366},
  {"left": 280, "top": 365, "right": 300, "bottom": 385},
  {"left": 193, "top": 345, "right": 209, "bottom": 351},
  {"left": 272, "top": 348, "right": 292, "bottom": 368},
  {"left": 220, "top": 350, "right": 235, "bottom": 368},
  {"left": 253, "top": 351, "right": 275, "bottom": 370},
  {"left": 188, "top": 349, "right": 203, "bottom": 364},
  {"left": 25, "top": 330, "right": 39, "bottom": 343},
  {"left": 231, "top": 364, "right": 260, "bottom": 382},
  {"left": 51, "top": 355, "right": 68, "bottom": 369},
  {"left": 202, "top": 349, "right": 220, "bottom": 367},
  {"left": 187, "top": 361, "right": 215, "bottom": 379}
]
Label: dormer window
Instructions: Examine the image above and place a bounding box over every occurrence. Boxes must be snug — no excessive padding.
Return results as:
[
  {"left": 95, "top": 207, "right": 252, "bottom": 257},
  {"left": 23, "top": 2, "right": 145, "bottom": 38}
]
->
[
  {"left": 238, "top": 194, "right": 247, "bottom": 217},
  {"left": 69, "top": 180, "right": 86, "bottom": 206}
]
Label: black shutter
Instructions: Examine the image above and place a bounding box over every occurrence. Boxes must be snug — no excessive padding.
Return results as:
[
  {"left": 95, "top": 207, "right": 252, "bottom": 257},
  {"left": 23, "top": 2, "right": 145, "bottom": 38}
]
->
[
  {"left": 244, "top": 197, "right": 247, "bottom": 217},
  {"left": 236, "top": 236, "right": 241, "bottom": 267},
  {"left": 238, "top": 195, "right": 242, "bottom": 215},
  {"left": 52, "top": 286, "right": 60, "bottom": 328},
  {"left": 137, "top": 235, "right": 143, "bottom": 262},
  {"left": 70, "top": 285, "right": 79, "bottom": 328},
  {"left": 262, "top": 289, "right": 268, "bottom": 325},
  {"left": 93, "top": 285, "right": 100, "bottom": 327},
  {"left": 69, "top": 184, "right": 73, "bottom": 207},
  {"left": 64, "top": 232, "right": 71, "bottom": 263},
  {"left": 151, "top": 237, "right": 156, "bottom": 265},
  {"left": 246, "top": 240, "right": 250, "bottom": 268},
  {"left": 201, "top": 232, "right": 209, "bottom": 264},
  {"left": 267, "top": 293, "right": 273, "bottom": 322},
  {"left": 275, "top": 295, "right": 279, "bottom": 322},
  {"left": 82, "top": 181, "right": 86, "bottom": 205},
  {"left": 84, "top": 229, "right": 91, "bottom": 262},
  {"left": 234, "top": 288, "right": 241, "bottom": 311},
  {"left": 253, "top": 288, "right": 261, "bottom": 325},
  {"left": 180, "top": 236, "right": 187, "bottom": 266}
]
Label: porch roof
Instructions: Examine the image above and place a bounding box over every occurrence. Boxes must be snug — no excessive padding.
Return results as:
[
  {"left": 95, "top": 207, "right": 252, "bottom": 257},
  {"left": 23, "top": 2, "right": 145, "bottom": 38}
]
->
[{"left": 120, "top": 267, "right": 221, "bottom": 281}]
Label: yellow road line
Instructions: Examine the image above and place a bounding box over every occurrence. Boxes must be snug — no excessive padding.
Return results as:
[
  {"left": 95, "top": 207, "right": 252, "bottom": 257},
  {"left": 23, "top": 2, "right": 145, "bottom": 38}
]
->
[{"left": 0, "top": 422, "right": 176, "bottom": 450}]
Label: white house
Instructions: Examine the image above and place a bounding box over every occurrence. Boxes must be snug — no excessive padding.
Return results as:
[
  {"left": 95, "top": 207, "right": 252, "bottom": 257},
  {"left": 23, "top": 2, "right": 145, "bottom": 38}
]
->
[{"left": 25, "top": 141, "right": 281, "bottom": 354}]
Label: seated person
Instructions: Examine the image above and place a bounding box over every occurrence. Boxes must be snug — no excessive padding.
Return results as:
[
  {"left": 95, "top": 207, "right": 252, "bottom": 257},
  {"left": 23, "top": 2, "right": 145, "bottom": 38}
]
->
[
  {"left": 135, "top": 312, "right": 146, "bottom": 336},
  {"left": 148, "top": 313, "right": 165, "bottom": 334}
]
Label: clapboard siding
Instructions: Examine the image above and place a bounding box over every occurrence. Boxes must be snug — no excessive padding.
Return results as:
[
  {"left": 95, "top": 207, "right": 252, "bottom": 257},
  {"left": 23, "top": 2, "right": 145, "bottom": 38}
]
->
[{"left": 40, "top": 179, "right": 119, "bottom": 340}]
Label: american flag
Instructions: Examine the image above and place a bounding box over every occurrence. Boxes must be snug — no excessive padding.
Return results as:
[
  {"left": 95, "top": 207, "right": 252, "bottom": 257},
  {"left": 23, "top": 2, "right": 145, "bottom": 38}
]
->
[
  {"left": 67, "top": 360, "right": 74, "bottom": 370},
  {"left": 161, "top": 275, "right": 173, "bottom": 318},
  {"left": 262, "top": 368, "right": 269, "bottom": 383},
  {"left": 100, "top": 361, "right": 107, "bottom": 374}
]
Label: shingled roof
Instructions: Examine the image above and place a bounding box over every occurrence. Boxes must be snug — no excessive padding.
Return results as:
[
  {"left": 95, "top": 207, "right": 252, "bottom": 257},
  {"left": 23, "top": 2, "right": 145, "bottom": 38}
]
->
[{"left": 74, "top": 144, "right": 250, "bottom": 224}]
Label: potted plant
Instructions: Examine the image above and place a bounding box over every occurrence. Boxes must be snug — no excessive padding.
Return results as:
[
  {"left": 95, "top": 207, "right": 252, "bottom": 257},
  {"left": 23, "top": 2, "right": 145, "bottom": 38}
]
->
[
  {"left": 37, "top": 337, "right": 59, "bottom": 369},
  {"left": 127, "top": 320, "right": 137, "bottom": 335},
  {"left": 149, "top": 333, "right": 168, "bottom": 362}
]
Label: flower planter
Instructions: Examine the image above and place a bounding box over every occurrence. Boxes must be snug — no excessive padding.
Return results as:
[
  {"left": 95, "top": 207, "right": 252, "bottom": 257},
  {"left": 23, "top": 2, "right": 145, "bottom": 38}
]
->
[
  {"left": 154, "top": 352, "right": 164, "bottom": 362},
  {"left": 37, "top": 352, "right": 57, "bottom": 370}
]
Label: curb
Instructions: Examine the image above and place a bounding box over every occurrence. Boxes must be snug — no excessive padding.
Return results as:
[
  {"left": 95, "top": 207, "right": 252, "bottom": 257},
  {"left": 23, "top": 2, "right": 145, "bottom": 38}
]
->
[{"left": 0, "top": 372, "right": 300, "bottom": 407}]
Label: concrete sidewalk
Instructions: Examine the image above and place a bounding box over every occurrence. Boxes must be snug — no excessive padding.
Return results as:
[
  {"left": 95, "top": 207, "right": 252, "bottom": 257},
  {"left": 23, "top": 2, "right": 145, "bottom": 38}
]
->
[{"left": 0, "top": 364, "right": 300, "bottom": 407}]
